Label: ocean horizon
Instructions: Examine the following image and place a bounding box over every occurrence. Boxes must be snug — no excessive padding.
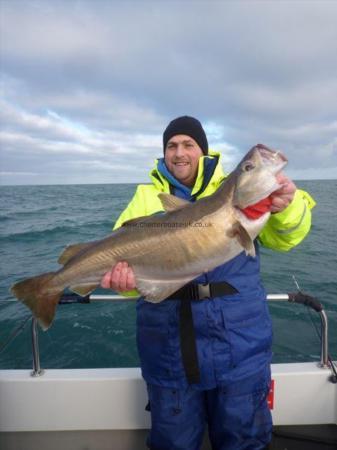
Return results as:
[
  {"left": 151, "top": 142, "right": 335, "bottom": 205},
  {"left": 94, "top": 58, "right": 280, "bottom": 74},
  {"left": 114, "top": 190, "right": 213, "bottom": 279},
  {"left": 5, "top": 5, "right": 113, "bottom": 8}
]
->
[{"left": 1, "top": 176, "right": 337, "bottom": 187}]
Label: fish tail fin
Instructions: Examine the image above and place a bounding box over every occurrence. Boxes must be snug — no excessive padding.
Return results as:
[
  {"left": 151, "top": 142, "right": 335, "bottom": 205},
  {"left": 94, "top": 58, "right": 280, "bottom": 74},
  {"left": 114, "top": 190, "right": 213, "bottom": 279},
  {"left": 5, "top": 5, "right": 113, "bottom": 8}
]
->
[{"left": 10, "top": 272, "right": 61, "bottom": 331}]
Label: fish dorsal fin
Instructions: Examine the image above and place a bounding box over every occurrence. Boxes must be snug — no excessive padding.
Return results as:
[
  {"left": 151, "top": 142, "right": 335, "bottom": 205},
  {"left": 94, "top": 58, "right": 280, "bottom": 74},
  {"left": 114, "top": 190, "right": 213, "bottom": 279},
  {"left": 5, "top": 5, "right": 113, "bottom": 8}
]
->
[
  {"left": 58, "top": 242, "right": 96, "bottom": 265},
  {"left": 228, "top": 222, "right": 256, "bottom": 257},
  {"left": 121, "top": 216, "right": 149, "bottom": 227},
  {"left": 158, "top": 193, "right": 189, "bottom": 212}
]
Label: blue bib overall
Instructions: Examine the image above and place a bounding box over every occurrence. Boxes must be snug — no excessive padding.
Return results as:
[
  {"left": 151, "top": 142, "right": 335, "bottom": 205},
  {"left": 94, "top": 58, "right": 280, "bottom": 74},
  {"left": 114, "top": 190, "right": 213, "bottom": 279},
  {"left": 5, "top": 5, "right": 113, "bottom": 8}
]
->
[{"left": 137, "top": 246, "right": 273, "bottom": 450}]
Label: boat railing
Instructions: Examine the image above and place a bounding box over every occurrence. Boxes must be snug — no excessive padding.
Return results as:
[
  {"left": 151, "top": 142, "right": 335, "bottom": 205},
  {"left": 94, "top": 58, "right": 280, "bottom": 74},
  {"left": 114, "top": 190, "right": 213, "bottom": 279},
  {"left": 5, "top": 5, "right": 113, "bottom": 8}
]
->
[{"left": 29, "top": 291, "right": 330, "bottom": 377}]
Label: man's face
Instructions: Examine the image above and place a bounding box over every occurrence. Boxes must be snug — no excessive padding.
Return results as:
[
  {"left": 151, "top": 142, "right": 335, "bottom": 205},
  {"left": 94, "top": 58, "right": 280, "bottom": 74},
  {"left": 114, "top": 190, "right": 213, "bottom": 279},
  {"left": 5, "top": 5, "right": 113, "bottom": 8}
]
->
[{"left": 164, "top": 134, "right": 203, "bottom": 187}]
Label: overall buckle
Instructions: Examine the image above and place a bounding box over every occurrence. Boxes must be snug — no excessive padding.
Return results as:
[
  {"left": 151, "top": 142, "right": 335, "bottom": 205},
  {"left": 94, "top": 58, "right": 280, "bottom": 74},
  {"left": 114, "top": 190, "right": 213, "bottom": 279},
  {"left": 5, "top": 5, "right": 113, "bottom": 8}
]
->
[{"left": 197, "top": 283, "right": 211, "bottom": 300}]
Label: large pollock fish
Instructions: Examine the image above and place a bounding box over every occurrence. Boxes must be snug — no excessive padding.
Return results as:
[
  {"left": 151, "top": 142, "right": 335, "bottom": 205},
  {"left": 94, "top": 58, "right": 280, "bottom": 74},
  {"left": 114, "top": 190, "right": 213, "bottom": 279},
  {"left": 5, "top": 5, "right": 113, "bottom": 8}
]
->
[{"left": 11, "top": 144, "right": 287, "bottom": 330}]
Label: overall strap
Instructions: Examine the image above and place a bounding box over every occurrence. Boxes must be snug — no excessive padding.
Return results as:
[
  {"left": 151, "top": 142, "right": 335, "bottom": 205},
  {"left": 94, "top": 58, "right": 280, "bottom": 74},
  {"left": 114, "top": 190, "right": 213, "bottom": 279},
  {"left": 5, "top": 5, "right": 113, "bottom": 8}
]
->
[{"left": 167, "top": 281, "right": 238, "bottom": 384}]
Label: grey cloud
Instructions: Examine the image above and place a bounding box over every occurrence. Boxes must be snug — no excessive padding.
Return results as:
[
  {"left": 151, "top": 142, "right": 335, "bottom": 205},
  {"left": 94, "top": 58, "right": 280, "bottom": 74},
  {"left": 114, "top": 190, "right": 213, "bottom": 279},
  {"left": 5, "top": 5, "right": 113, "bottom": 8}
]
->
[{"left": 1, "top": 0, "right": 337, "bottom": 184}]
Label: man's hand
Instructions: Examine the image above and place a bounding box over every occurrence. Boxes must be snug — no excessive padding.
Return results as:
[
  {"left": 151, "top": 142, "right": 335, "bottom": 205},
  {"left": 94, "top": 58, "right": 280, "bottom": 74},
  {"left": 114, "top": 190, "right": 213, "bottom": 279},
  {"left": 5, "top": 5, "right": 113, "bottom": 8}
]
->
[
  {"left": 270, "top": 172, "right": 297, "bottom": 213},
  {"left": 101, "top": 261, "right": 136, "bottom": 291}
]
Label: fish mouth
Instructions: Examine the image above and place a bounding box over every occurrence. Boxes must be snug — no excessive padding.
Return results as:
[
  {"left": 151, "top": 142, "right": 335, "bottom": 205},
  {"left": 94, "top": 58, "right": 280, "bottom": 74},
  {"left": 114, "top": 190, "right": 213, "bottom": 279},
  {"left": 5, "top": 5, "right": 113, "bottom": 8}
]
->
[{"left": 257, "top": 146, "right": 288, "bottom": 174}]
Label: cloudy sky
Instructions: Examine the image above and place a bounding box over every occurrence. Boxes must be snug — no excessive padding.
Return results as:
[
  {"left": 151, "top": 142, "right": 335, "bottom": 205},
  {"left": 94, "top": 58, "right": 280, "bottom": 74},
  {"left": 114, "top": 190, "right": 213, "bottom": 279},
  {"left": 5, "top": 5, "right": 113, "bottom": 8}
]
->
[{"left": 1, "top": 0, "right": 337, "bottom": 185}]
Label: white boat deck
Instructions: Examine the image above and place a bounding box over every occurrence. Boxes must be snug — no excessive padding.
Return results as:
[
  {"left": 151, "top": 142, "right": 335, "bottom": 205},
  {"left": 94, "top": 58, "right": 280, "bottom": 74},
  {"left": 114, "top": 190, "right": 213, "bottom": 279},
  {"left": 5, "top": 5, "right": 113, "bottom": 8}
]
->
[{"left": 0, "top": 362, "right": 336, "bottom": 449}]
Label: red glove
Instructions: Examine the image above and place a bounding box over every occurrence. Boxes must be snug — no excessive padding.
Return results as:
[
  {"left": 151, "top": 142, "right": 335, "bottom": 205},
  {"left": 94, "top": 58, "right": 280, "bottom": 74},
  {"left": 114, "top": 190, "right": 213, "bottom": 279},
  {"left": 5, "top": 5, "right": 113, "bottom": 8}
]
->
[{"left": 241, "top": 196, "right": 272, "bottom": 219}]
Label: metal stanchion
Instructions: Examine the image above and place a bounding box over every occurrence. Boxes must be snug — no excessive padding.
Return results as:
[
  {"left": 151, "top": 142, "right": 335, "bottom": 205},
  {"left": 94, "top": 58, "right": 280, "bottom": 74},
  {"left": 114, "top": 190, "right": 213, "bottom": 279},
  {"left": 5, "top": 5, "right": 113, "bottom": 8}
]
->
[{"left": 31, "top": 318, "right": 44, "bottom": 377}]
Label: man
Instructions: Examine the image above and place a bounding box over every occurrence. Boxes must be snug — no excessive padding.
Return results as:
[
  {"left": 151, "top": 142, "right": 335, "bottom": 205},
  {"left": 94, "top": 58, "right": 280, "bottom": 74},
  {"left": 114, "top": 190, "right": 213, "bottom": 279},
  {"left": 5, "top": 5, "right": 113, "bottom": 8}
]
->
[{"left": 101, "top": 116, "right": 315, "bottom": 450}]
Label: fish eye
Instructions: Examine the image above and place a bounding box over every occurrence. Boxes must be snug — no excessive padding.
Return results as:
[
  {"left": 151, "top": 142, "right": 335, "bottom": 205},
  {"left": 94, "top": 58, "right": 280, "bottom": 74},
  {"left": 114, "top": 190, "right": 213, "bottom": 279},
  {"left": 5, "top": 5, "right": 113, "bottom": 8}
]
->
[{"left": 242, "top": 161, "right": 255, "bottom": 172}]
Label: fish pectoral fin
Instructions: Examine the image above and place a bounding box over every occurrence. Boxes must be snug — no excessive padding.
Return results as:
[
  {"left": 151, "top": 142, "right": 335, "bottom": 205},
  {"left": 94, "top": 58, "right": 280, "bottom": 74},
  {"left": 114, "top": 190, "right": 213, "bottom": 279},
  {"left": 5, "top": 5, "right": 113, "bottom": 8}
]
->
[
  {"left": 58, "top": 242, "right": 97, "bottom": 265},
  {"left": 69, "top": 283, "right": 97, "bottom": 296},
  {"left": 228, "top": 222, "right": 256, "bottom": 257},
  {"left": 158, "top": 193, "right": 189, "bottom": 212}
]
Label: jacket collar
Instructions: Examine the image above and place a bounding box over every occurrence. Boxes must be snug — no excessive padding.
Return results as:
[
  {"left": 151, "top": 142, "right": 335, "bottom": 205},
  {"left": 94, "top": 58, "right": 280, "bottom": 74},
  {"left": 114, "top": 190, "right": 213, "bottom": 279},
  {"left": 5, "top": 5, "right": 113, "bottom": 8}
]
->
[{"left": 149, "top": 150, "right": 226, "bottom": 196}]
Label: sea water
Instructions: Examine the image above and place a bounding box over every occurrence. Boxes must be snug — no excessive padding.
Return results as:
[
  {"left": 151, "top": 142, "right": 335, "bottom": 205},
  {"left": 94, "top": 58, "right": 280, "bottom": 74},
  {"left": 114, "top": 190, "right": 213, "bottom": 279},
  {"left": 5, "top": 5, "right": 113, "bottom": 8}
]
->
[{"left": 0, "top": 181, "right": 336, "bottom": 370}]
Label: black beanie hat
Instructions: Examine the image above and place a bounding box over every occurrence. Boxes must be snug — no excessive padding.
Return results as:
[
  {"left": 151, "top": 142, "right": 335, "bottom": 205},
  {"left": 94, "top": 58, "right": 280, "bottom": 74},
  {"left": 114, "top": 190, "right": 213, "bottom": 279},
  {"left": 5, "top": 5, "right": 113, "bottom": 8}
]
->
[{"left": 163, "top": 116, "right": 208, "bottom": 155}]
